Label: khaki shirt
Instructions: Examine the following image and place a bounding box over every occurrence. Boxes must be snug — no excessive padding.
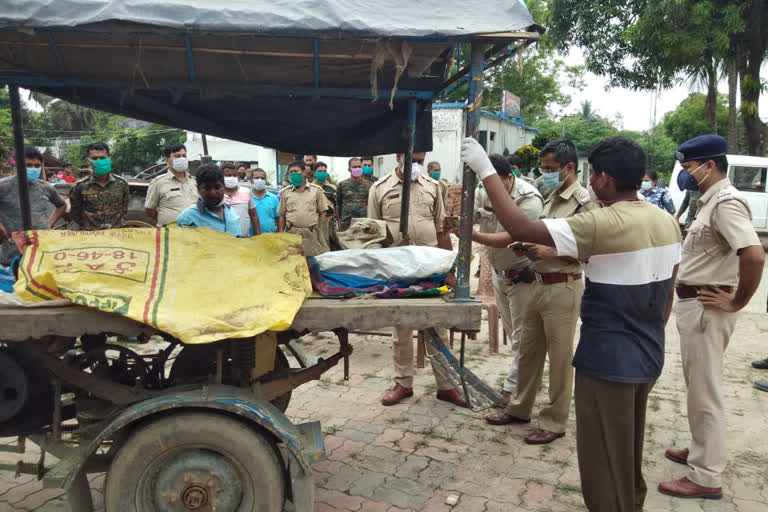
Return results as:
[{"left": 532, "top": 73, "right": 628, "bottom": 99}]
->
[
  {"left": 678, "top": 178, "right": 760, "bottom": 286},
  {"left": 476, "top": 178, "right": 544, "bottom": 271},
  {"left": 367, "top": 171, "right": 444, "bottom": 247},
  {"left": 144, "top": 171, "right": 198, "bottom": 226},
  {"left": 533, "top": 180, "right": 598, "bottom": 273},
  {"left": 278, "top": 183, "right": 326, "bottom": 228}
]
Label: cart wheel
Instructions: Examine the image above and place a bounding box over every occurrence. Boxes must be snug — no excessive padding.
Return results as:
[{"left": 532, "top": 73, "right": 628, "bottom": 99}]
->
[{"left": 104, "top": 411, "right": 284, "bottom": 512}]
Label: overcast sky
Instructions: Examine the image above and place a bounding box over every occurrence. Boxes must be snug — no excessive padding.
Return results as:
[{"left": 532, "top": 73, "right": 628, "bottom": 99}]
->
[{"left": 558, "top": 50, "right": 768, "bottom": 132}]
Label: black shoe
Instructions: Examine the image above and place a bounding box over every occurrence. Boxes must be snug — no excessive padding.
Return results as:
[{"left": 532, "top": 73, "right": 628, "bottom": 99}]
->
[
  {"left": 752, "top": 358, "right": 768, "bottom": 370},
  {"left": 755, "top": 380, "right": 768, "bottom": 392}
]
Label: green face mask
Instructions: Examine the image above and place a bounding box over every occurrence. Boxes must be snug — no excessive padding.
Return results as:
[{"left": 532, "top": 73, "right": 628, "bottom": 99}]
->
[
  {"left": 289, "top": 172, "right": 304, "bottom": 187},
  {"left": 512, "top": 168, "right": 520, "bottom": 178},
  {"left": 429, "top": 171, "right": 441, "bottom": 180},
  {"left": 89, "top": 158, "right": 112, "bottom": 176},
  {"left": 315, "top": 171, "right": 328, "bottom": 183}
]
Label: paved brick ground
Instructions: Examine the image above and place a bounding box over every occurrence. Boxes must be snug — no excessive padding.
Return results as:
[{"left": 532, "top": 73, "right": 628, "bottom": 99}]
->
[{"left": 3, "top": 265, "right": 768, "bottom": 511}]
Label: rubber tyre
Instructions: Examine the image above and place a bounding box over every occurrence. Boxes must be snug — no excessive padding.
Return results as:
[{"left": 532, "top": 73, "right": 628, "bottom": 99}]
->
[
  {"left": 123, "top": 210, "right": 157, "bottom": 228},
  {"left": 104, "top": 411, "right": 285, "bottom": 512}
]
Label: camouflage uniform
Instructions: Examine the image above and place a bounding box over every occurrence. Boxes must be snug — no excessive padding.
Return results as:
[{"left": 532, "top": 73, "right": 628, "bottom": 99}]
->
[
  {"left": 641, "top": 186, "right": 676, "bottom": 214},
  {"left": 69, "top": 174, "right": 130, "bottom": 230},
  {"left": 337, "top": 177, "right": 373, "bottom": 231}
]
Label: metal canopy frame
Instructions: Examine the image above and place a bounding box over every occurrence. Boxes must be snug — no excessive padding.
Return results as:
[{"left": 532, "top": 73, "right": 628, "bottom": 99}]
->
[{"left": 3, "top": 24, "right": 539, "bottom": 301}]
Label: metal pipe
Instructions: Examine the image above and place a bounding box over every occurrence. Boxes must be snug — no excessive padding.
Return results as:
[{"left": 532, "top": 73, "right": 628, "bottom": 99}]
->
[
  {"left": 313, "top": 39, "right": 320, "bottom": 89},
  {"left": 455, "top": 42, "right": 485, "bottom": 300},
  {"left": 201, "top": 133, "right": 209, "bottom": 156},
  {"left": 398, "top": 99, "right": 417, "bottom": 241},
  {"left": 9, "top": 85, "right": 31, "bottom": 231},
  {"left": 184, "top": 34, "right": 196, "bottom": 81}
]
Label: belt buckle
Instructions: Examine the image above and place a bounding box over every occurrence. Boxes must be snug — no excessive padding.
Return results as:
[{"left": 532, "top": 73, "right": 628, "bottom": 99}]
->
[{"left": 534, "top": 271, "right": 543, "bottom": 284}]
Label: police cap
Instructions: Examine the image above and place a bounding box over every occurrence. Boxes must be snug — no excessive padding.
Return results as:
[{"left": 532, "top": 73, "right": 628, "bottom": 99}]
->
[{"left": 674, "top": 135, "right": 727, "bottom": 162}]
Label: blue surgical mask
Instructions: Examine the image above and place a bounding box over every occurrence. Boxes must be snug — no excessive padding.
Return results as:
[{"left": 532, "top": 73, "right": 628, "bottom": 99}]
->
[
  {"left": 640, "top": 181, "right": 652, "bottom": 192},
  {"left": 540, "top": 169, "right": 563, "bottom": 190},
  {"left": 362, "top": 165, "right": 373, "bottom": 176},
  {"left": 25, "top": 167, "right": 41, "bottom": 182},
  {"left": 677, "top": 162, "right": 708, "bottom": 192}
]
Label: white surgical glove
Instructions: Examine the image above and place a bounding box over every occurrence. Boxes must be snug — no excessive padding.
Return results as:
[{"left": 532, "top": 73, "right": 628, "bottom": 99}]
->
[{"left": 461, "top": 137, "right": 496, "bottom": 180}]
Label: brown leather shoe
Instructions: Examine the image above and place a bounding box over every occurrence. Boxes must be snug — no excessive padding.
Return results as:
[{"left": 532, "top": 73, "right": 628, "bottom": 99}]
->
[
  {"left": 485, "top": 412, "right": 531, "bottom": 425},
  {"left": 436, "top": 389, "right": 469, "bottom": 408},
  {"left": 658, "top": 477, "right": 722, "bottom": 499},
  {"left": 665, "top": 447, "right": 689, "bottom": 465},
  {"left": 524, "top": 429, "right": 565, "bottom": 445},
  {"left": 381, "top": 384, "right": 413, "bottom": 406}
]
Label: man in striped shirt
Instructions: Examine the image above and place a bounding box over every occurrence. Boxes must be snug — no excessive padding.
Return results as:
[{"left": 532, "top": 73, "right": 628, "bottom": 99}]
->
[{"left": 462, "top": 136, "right": 681, "bottom": 512}]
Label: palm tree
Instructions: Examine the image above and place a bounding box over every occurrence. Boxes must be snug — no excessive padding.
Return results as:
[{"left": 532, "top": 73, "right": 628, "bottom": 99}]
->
[
  {"left": 46, "top": 100, "right": 97, "bottom": 132},
  {"left": 577, "top": 100, "right": 597, "bottom": 121},
  {"left": 686, "top": 54, "right": 720, "bottom": 134},
  {"left": 27, "top": 91, "right": 54, "bottom": 112}
]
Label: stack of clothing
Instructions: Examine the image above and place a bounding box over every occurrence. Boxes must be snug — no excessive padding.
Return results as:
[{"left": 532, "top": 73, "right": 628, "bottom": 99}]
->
[{"left": 308, "top": 246, "right": 455, "bottom": 298}]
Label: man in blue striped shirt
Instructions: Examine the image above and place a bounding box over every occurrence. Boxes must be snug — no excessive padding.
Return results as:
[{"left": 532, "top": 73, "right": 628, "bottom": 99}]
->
[{"left": 462, "top": 135, "right": 681, "bottom": 512}]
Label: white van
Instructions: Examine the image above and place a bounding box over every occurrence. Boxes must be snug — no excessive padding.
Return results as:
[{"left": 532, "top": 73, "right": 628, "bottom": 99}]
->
[{"left": 669, "top": 154, "right": 768, "bottom": 233}]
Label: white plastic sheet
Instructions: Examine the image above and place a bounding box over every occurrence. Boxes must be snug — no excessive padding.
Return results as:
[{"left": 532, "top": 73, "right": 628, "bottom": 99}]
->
[{"left": 314, "top": 246, "right": 455, "bottom": 282}]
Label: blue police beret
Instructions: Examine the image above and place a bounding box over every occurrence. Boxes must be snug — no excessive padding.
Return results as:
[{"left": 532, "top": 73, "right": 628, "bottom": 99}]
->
[{"left": 675, "top": 135, "right": 727, "bottom": 162}]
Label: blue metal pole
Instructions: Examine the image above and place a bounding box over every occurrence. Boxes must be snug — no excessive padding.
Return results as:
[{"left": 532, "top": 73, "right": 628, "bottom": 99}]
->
[
  {"left": 184, "top": 34, "right": 196, "bottom": 81},
  {"left": 454, "top": 42, "right": 485, "bottom": 300},
  {"left": 398, "top": 99, "right": 417, "bottom": 241}
]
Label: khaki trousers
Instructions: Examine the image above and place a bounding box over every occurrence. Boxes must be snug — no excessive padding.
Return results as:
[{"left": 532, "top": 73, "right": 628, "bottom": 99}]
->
[
  {"left": 575, "top": 372, "right": 654, "bottom": 512},
  {"left": 491, "top": 270, "right": 533, "bottom": 393},
  {"left": 675, "top": 297, "right": 738, "bottom": 488},
  {"left": 504, "top": 277, "right": 583, "bottom": 433},
  {"left": 393, "top": 327, "right": 452, "bottom": 390}
]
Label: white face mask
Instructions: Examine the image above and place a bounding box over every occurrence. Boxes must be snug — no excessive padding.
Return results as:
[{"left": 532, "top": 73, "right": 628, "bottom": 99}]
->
[
  {"left": 172, "top": 157, "right": 188, "bottom": 172},
  {"left": 223, "top": 176, "right": 238, "bottom": 189},
  {"left": 410, "top": 162, "right": 423, "bottom": 181},
  {"left": 252, "top": 178, "right": 266, "bottom": 191}
]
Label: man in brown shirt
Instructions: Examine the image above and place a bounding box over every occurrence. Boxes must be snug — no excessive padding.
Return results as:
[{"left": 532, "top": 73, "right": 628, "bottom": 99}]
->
[
  {"left": 484, "top": 138, "right": 598, "bottom": 445},
  {"left": 279, "top": 160, "right": 328, "bottom": 255},
  {"left": 144, "top": 143, "right": 198, "bottom": 226},
  {"left": 367, "top": 152, "right": 467, "bottom": 408}
]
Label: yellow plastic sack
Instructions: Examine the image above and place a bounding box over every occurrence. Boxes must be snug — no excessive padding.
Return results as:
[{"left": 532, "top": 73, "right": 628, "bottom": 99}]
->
[{"left": 13, "top": 227, "right": 312, "bottom": 344}]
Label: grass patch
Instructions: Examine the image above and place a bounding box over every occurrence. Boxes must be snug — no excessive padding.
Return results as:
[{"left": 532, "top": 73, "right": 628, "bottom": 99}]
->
[
  {"left": 386, "top": 417, "right": 408, "bottom": 425},
  {"left": 325, "top": 425, "right": 339, "bottom": 435},
  {"left": 414, "top": 440, "right": 429, "bottom": 450}
]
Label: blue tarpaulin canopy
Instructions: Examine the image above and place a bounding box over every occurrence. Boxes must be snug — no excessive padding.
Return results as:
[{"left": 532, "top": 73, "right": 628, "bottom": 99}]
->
[{"left": 0, "top": 1, "right": 537, "bottom": 155}]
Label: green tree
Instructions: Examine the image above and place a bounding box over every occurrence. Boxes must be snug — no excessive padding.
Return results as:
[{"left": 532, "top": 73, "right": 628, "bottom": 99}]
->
[
  {"left": 547, "top": 0, "right": 766, "bottom": 155},
  {"left": 111, "top": 124, "right": 186, "bottom": 174},
  {"left": 661, "top": 93, "right": 729, "bottom": 145},
  {"left": 441, "top": 0, "right": 583, "bottom": 124},
  {"left": 514, "top": 145, "right": 541, "bottom": 176},
  {"left": 534, "top": 116, "right": 620, "bottom": 156}
]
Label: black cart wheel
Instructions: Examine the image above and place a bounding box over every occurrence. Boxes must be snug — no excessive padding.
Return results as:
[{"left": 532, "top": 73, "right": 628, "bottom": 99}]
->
[{"left": 104, "top": 411, "right": 285, "bottom": 512}]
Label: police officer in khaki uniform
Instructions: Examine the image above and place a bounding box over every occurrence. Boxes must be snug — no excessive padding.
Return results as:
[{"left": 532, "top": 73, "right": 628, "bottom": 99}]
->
[
  {"left": 659, "top": 135, "right": 764, "bottom": 500},
  {"left": 472, "top": 155, "right": 543, "bottom": 404},
  {"left": 368, "top": 151, "right": 468, "bottom": 408},
  {"left": 484, "top": 138, "right": 598, "bottom": 445},
  {"left": 145, "top": 143, "right": 198, "bottom": 226},
  {"left": 278, "top": 160, "right": 328, "bottom": 255}
]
